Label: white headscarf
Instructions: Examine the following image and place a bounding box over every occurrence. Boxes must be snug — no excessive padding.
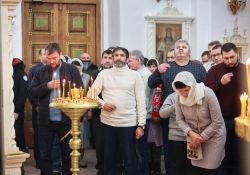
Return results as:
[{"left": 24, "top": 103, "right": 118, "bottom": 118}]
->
[
  {"left": 70, "top": 58, "right": 84, "bottom": 75},
  {"left": 172, "top": 71, "right": 205, "bottom": 106}
]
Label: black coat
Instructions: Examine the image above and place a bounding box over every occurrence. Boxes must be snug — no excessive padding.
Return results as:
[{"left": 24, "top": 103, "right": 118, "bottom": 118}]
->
[
  {"left": 29, "top": 62, "right": 83, "bottom": 125},
  {"left": 13, "top": 61, "right": 28, "bottom": 116}
]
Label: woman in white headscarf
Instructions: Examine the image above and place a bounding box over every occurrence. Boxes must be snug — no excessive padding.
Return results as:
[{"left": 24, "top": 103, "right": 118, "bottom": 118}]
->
[{"left": 172, "top": 71, "right": 226, "bottom": 175}]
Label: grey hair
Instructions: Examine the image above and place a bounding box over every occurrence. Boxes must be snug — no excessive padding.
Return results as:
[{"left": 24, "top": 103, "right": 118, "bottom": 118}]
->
[
  {"left": 208, "top": 40, "right": 221, "bottom": 47},
  {"left": 129, "top": 50, "right": 144, "bottom": 65},
  {"left": 174, "top": 39, "right": 191, "bottom": 51}
]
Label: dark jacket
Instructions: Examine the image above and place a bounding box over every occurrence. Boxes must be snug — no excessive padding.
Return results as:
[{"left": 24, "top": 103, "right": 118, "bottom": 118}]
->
[
  {"left": 84, "top": 62, "right": 98, "bottom": 76},
  {"left": 91, "top": 70, "right": 102, "bottom": 117},
  {"left": 29, "top": 62, "right": 83, "bottom": 125},
  {"left": 28, "top": 62, "right": 44, "bottom": 108},
  {"left": 13, "top": 61, "right": 29, "bottom": 115}
]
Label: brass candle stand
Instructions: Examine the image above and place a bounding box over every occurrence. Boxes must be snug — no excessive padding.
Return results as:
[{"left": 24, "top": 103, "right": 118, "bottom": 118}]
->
[{"left": 49, "top": 95, "right": 100, "bottom": 175}]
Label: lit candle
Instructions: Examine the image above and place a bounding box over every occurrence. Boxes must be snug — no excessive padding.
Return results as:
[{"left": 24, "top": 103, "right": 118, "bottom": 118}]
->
[
  {"left": 54, "top": 73, "right": 56, "bottom": 100},
  {"left": 74, "top": 83, "right": 76, "bottom": 89},
  {"left": 68, "top": 92, "right": 70, "bottom": 97},
  {"left": 240, "top": 92, "right": 248, "bottom": 117},
  {"left": 68, "top": 81, "right": 71, "bottom": 97},
  {"left": 62, "top": 79, "right": 65, "bottom": 98},
  {"left": 58, "top": 89, "right": 60, "bottom": 98}
]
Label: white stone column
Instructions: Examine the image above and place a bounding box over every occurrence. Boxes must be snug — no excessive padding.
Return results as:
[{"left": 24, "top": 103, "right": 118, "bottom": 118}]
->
[{"left": 0, "top": 0, "right": 29, "bottom": 175}]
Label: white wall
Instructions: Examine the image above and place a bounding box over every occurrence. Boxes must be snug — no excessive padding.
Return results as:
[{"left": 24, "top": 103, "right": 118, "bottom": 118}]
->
[
  {"left": 12, "top": 2, "right": 22, "bottom": 60},
  {"left": 12, "top": 0, "right": 250, "bottom": 61}
]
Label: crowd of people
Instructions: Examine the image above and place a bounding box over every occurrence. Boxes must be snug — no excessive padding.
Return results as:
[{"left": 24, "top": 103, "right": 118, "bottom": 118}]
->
[{"left": 12, "top": 38, "right": 247, "bottom": 175}]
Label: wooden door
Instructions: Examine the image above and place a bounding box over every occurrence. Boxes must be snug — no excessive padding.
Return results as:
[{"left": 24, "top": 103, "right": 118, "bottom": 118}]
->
[{"left": 22, "top": 0, "right": 100, "bottom": 147}]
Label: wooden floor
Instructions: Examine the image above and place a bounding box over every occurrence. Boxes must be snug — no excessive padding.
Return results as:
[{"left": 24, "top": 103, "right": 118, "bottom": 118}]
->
[{"left": 23, "top": 148, "right": 166, "bottom": 175}]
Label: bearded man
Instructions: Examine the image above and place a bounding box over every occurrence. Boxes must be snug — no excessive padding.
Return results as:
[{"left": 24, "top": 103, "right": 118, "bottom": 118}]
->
[
  {"left": 92, "top": 47, "right": 146, "bottom": 175},
  {"left": 29, "top": 43, "right": 83, "bottom": 175}
]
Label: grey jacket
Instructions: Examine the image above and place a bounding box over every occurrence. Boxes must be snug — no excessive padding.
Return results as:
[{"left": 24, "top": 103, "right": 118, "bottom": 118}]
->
[{"left": 159, "top": 92, "right": 186, "bottom": 141}]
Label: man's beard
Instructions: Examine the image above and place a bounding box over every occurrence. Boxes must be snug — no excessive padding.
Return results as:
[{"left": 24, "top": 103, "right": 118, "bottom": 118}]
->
[
  {"left": 82, "top": 61, "right": 91, "bottom": 71},
  {"left": 49, "top": 62, "right": 60, "bottom": 70},
  {"left": 103, "top": 63, "right": 113, "bottom": 69},
  {"left": 113, "top": 60, "right": 126, "bottom": 68}
]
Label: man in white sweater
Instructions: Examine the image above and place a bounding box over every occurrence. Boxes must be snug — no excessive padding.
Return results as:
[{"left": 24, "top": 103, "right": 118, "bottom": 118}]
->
[
  {"left": 93, "top": 47, "right": 147, "bottom": 175},
  {"left": 128, "top": 50, "right": 154, "bottom": 175}
]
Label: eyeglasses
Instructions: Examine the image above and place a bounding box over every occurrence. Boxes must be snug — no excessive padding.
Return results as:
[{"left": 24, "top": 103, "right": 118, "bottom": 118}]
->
[{"left": 211, "top": 53, "right": 221, "bottom": 59}]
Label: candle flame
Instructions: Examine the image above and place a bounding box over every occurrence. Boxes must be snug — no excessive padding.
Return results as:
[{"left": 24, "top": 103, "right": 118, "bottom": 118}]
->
[
  {"left": 63, "top": 79, "right": 65, "bottom": 83},
  {"left": 240, "top": 92, "right": 248, "bottom": 100},
  {"left": 91, "top": 77, "right": 93, "bottom": 80},
  {"left": 246, "top": 58, "right": 250, "bottom": 66}
]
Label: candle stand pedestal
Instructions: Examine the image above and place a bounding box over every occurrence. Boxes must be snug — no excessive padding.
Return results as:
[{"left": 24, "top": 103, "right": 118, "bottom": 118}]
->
[{"left": 50, "top": 98, "right": 100, "bottom": 175}]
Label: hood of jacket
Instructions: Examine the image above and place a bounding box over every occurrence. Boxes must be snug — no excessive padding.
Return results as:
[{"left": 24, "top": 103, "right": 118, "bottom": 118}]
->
[{"left": 13, "top": 58, "right": 26, "bottom": 72}]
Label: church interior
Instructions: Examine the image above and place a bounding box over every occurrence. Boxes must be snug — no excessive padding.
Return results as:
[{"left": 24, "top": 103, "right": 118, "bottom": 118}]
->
[{"left": 0, "top": 0, "right": 250, "bottom": 174}]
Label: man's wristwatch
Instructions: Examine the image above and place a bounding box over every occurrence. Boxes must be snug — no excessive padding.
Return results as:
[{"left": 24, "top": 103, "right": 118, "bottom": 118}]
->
[{"left": 138, "top": 125, "right": 145, "bottom": 129}]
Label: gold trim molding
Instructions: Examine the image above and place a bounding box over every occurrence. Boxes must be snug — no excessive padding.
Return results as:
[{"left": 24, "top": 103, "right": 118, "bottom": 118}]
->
[
  {"left": 66, "top": 10, "right": 90, "bottom": 36},
  {"left": 29, "top": 9, "right": 54, "bottom": 35},
  {"left": 66, "top": 42, "right": 90, "bottom": 56}
]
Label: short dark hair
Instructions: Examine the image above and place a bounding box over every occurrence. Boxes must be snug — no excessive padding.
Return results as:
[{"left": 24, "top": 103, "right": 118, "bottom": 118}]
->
[
  {"left": 208, "top": 40, "right": 221, "bottom": 47},
  {"left": 45, "top": 43, "right": 61, "bottom": 55},
  {"left": 107, "top": 46, "right": 116, "bottom": 51},
  {"left": 201, "top": 50, "right": 210, "bottom": 57},
  {"left": 169, "top": 49, "right": 174, "bottom": 52},
  {"left": 113, "top": 47, "right": 129, "bottom": 58},
  {"left": 38, "top": 48, "right": 45, "bottom": 55},
  {"left": 174, "top": 81, "right": 187, "bottom": 89},
  {"left": 147, "top": 59, "right": 157, "bottom": 67},
  {"left": 144, "top": 57, "right": 149, "bottom": 66},
  {"left": 71, "top": 61, "right": 81, "bottom": 66},
  {"left": 212, "top": 44, "right": 222, "bottom": 51},
  {"left": 102, "top": 50, "right": 113, "bottom": 58},
  {"left": 221, "top": 43, "right": 238, "bottom": 54}
]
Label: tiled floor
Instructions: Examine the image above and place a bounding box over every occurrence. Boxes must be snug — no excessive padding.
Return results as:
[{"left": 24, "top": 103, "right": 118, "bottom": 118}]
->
[{"left": 23, "top": 148, "right": 165, "bottom": 175}]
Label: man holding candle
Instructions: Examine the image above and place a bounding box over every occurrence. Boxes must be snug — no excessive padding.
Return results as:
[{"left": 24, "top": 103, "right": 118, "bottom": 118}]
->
[
  {"left": 128, "top": 50, "right": 154, "bottom": 175},
  {"left": 93, "top": 47, "right": 146, "bottom": 175},
  {"left": 205, "top": 42, "right": 247, "bottom": 175},
  {"left": 29, "top": 43, "right": 83, "bottom": 175}
]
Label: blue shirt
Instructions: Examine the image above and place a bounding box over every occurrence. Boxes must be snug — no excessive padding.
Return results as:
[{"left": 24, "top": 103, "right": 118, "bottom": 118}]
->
[{"left": 49, "top": 66, "right": 62, "bottom": 121}]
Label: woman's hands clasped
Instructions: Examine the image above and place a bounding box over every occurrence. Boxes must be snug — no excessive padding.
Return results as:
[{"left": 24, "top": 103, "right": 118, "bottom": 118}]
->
[{"left": 188, "top": 130, "right": 205, "bottom": 150}]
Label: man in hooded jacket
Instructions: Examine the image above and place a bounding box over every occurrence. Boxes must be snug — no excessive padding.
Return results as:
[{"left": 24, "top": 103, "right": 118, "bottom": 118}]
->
[{"left": 12, "top": 58, "right": 29, "bottom": 152}]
